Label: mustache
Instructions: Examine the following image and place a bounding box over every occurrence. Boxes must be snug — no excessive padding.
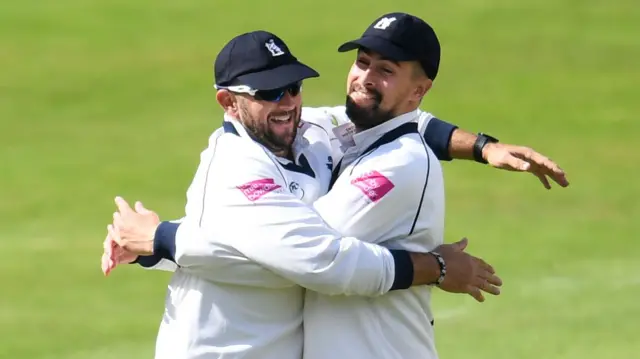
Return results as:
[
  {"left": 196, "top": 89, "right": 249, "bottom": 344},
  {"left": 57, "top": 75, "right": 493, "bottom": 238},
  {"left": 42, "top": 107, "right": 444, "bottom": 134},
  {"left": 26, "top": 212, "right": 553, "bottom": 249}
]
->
[
  {"left": 267, "top": 109, "right": 297, "bottom": 119},
  {"left": 349, "top": 86, "right": 383, "bottom": 103}
]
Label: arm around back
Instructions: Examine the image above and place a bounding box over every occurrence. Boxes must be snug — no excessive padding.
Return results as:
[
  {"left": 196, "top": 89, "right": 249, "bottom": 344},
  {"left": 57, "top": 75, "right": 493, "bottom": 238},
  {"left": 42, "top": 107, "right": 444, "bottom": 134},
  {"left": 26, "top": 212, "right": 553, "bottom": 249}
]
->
[{"left": 155, "top": 134, "right": 413, "bottom": 296}]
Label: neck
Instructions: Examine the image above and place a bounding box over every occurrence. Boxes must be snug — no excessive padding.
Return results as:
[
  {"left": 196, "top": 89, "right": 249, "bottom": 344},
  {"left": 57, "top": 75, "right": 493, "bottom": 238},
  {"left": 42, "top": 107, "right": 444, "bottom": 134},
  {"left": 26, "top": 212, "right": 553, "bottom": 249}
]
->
[
  {"left": 230, "top": 116, "right": 294, "bottom": 160},
  {"left": 273, "top": 148, "right": 292, "bottom": 160},
  {"left": 353, "top": 106, "right": 419, "bottom": 133}
]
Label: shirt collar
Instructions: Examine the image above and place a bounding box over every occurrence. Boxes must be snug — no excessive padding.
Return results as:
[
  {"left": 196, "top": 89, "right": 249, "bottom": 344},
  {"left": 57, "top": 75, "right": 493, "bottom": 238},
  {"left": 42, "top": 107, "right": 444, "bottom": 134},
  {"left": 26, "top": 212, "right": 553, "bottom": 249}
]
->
[
  {"left": 338, "top": 109, "right": 419, "bottom": 156},
  {"left": 222, "top": 114, "right": 310, "bottom": 163}
]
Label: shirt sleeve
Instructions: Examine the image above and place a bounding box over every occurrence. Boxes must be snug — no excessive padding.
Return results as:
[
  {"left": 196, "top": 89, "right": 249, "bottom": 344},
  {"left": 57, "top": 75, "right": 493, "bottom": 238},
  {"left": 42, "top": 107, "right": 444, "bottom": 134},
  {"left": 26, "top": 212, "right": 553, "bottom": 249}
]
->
[
  {"left": 417, "top": 110, "right": 458, "bottom": 161},
  {"left": 152, "top": 139, "right": 414, "bottom": 296},
  {"left": 132, "top": 217, "right": 185, "bottom": 272}
]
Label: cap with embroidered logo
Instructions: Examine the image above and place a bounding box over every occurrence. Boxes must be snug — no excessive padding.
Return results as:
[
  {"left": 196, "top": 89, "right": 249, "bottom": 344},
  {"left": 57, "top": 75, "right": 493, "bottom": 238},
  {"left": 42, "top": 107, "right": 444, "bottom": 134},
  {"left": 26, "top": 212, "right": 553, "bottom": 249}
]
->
[
  {"left": 338, "top": 12, "right": 441, "bottom": 80},
  {"left": 214, "top": 30, "right": 319, "bottom": 91}
]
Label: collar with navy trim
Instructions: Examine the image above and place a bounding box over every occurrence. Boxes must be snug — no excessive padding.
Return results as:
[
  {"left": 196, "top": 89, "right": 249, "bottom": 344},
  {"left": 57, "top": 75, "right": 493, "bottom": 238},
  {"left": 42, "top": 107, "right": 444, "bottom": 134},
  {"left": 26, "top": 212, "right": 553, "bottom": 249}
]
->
[
  {"left": 222, "top": 114, "right": 311, "bottom": 154},
  {"left": 222, "top": 114, "right": 315, "bottom": 178},
  {"left": 333, "top": 109, "right": 419, "bottom": 158}
]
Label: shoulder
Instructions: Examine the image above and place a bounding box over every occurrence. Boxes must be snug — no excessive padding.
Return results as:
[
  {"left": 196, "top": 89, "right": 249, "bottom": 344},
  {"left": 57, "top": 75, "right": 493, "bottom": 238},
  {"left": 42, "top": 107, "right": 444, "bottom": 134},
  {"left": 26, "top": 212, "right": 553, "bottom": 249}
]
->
[
  {"left": 354, "top": 134, "right": 431, "bottom": 189},
  {"left": 416, "top": 108, "right": 436, "bottom": 133},
  {"left": 211, "top": 130, "right": 281, "bottom": 181},
  {"left": 302, "top": 105, "right": 350, "bottom": 129}
]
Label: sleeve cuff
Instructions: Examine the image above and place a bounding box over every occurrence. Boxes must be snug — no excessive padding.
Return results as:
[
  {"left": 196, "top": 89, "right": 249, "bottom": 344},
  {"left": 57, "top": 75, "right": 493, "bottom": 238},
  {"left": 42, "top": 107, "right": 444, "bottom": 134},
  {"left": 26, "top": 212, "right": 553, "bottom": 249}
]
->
[
  {"left": 154, "top": 221, "right": 179, "bottom": 262},
  {"left": 389, "top": 249, "right": 414, "bottom": 291},
  {"left": 423, "top": 117, "right": 457, "bottom": 161},
  {"left": 132, "top": 254, "right": 164, "bottom": 268},
  {"left": 131, "top": 221, "right": 179, "bottom": 267}
]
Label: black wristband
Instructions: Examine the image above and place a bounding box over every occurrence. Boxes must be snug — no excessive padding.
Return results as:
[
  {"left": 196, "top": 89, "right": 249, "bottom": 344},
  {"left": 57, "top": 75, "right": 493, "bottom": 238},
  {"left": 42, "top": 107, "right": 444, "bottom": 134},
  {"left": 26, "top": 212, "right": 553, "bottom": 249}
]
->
[
  {"left": 472, "top": 133, "right": 499, "bottom": 164},
  {"left": 428, "top": 252, "right": 446, "bottom": 286},
  {"left": 389, "top": 250, "right": 414, "bottom": 291}
]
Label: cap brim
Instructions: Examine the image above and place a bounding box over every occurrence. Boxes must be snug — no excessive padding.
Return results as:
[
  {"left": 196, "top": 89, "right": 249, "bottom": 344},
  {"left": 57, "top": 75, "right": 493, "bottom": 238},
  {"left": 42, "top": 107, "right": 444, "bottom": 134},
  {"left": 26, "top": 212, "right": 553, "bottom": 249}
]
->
[
  {"left": 338, "top": 37, "right": 414, "bottom": 61},
  {"left": 235, "top": 62, "right": 319, "bottom": 91}
]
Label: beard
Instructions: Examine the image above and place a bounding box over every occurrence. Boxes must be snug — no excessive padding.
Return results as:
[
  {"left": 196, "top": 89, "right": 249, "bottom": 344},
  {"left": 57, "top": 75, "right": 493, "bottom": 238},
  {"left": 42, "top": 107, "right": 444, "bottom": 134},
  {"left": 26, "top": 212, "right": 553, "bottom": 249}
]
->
[
  {"left": 345, "top": 88, "right": 394, "bottom": 131},
  {"left": 238, "top": 104, "right": 299, "bottom": 156}
]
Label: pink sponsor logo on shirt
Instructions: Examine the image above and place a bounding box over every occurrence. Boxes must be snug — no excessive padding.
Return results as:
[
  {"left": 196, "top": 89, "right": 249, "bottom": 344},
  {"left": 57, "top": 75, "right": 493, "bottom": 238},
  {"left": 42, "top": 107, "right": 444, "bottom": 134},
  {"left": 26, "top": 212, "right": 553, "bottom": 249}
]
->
[
  {"left": 237, "top": 178, "right": 282, "bottom": 202},
  {"left": 351, "top": 170, "right": 394, "bottom": 202}
]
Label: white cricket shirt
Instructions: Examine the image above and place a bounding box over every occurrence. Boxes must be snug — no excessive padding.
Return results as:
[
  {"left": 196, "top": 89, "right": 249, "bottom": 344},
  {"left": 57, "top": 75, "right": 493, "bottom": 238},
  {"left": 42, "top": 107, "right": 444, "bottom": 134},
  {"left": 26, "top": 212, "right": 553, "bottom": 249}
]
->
[
  {"left": 302, "top": 108, "right": 446, "bottom": 359},
  {"left": 149, "top": 114, "right": 405, "bottom": 359},
  {"left": 135, "top": 107, "right": 448, "bottom": 359}
]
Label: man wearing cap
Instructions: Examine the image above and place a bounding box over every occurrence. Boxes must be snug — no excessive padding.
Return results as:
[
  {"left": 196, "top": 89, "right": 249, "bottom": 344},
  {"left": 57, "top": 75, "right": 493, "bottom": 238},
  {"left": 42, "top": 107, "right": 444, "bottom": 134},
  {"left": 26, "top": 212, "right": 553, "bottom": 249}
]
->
[
  {"left": 302, "top": 12, "right": 566, "bottom": 189},
  {"left": 104, "top": 25, "right": 506, "bottom": 359},
  {"left": 301, "top": 12, "right": 492, "bottom": 359}
]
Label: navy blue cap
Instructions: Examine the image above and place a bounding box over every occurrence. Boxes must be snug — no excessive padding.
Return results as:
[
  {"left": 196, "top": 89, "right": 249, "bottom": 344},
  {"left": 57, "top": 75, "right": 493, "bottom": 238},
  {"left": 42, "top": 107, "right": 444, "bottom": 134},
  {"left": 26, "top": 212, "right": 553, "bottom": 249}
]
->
[
  {"left": 338, "top": 13, "right": 441, "bottom": 80},
  {"left": 214, "top": 30, "right": 319, "bottom": 91}
]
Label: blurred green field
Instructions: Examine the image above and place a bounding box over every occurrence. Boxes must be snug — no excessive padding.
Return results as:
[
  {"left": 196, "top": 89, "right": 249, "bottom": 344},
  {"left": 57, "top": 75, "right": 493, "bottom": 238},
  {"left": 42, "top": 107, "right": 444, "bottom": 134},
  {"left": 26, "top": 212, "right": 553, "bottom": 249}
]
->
[{"left": 1, "top": 0, "right": 639, "bottom": 358}]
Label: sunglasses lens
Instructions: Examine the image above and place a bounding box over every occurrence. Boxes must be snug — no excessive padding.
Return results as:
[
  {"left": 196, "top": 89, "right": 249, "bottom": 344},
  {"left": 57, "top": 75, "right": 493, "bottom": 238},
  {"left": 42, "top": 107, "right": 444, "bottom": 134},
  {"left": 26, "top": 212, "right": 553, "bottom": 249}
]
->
[
  {"left": 255, "top": 89, "right": 285, "bottom": 102},
  {"left": 255, "top": 82, "right": 302, "bottom": 102}
]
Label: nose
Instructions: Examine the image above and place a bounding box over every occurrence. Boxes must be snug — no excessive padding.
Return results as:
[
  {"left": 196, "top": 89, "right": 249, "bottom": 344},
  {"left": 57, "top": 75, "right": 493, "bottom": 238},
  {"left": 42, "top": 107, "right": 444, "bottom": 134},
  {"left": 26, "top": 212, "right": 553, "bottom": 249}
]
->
[
  {"left": 355, "top": 69, "right": 376, "bottom": 91},
  {"left": 276, "top": 90, "right": 297, "bottom": 110}
]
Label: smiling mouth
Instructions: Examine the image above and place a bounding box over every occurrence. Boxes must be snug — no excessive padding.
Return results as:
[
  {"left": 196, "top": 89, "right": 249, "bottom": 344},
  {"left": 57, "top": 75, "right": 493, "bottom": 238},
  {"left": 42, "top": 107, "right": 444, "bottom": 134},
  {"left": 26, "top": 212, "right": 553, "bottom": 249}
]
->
[
  {"left": 351, "top": 91, "right": 376, "bottom": 100},
  {"left": 269, "top": 111, "right": 295, "bottom": 124}
]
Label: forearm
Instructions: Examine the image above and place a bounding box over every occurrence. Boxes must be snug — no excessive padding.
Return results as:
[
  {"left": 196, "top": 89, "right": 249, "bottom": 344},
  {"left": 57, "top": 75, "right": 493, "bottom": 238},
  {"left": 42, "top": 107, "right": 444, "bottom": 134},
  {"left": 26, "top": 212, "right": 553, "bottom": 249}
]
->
[
  {"left": 421, "top": 115, "right": 494, "bottom": 162},
  {"left": 448, "top": 127, "right": 478, "bottom": 161},
  {"left": 151, "top": 218, "right": 423, "bottom": 296},
  {"left": 152, "top": 221, "right": 296, "bottom": 287}
]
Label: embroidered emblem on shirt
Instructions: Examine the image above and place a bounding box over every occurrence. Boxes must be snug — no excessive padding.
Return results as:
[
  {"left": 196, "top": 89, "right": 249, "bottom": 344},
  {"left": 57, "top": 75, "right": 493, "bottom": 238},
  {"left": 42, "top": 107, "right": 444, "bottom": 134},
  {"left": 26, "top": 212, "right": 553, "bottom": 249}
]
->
[
  {"left": 237, "top": 178, "right": 282, "bottom": 202},
  {"left": 288, "top": 181, "right": 305, "bottom": 200},
  {"left": 351, "top": 171, "right": 394, "bottom": 202},
  {"left": 330, "top": 114, "right": 339, "bottom": 127}
]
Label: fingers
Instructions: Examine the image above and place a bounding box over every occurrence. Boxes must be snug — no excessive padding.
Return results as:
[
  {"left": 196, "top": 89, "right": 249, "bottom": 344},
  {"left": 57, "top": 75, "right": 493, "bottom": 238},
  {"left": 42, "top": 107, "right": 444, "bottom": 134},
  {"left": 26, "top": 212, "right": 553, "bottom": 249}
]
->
[
  {"left": 112, "top": 211, "right": 124, "bottom": 229},
  {"left": 538, "top": 162, "right": 569, "bottom": 188},
  {"left": 107, "top": 224, "right": 123, "bottom": 246},
  {"left": 473, "top": 257, "right": 501, "bottom": 286},
  {"left": 533, "top": 171, "right": 552, "bottom": 190},
  {"left": 135, "top": 201, "right": 151, "bottom": 214},
  {"left": 548, "top": 165, "right": 569, "bottom": 187},
  {"left": 114, "top": 196, "right": 133, "bottom": 215},
  {"left": 484, "top": 272, "right": 503, "bottom": 287},
  {"left": 466, "top": 285, "right": 485, "bottom": 303},
  {"left": 453, "top": 237, "right": 468, "bottom": 251},
  {"left": 479, "top": 281, "right": 501, "bottom": 296},
  {"left": 103, "top": 232, "right": 112, "bottom": 255},
  {"left": 465, "top": 276, "right": 501, "bottom": 302},
  {"left": 504, "top": 155, "right": 531, "bottom": 172},
  {"left": 101, "top": 252, "right": 111, "bottom": 276},
  {"left": 517, "top": 147, "right": 569, "bottom": 188},
  {"left": 474, "top": 267, "right": 502, "bottom": 298},
  {"left": 472, "top": 256, "right": 495, "bottom": 275}
]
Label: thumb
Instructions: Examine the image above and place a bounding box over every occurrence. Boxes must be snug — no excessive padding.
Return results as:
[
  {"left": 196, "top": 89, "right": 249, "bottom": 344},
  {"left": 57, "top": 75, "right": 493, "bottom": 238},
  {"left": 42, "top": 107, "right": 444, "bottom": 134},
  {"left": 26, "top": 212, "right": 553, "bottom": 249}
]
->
[
  {"left": 453, "top": 237, "right": 469, "bottom": 251},
  {"left": 135, "top": 201, "right": 151, "bottom": 214}
]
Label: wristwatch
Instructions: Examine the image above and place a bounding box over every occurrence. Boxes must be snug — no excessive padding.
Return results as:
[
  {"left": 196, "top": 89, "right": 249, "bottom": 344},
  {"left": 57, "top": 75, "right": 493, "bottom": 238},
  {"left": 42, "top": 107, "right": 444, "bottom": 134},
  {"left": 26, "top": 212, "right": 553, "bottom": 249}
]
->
[{"left": 473, "top": 133, "right": 499, "bottom": 164}]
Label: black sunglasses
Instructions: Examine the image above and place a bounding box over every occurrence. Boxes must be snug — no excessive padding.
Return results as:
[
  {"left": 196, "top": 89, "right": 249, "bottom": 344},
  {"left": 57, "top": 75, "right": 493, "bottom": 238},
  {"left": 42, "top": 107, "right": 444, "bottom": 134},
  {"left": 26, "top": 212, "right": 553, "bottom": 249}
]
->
[{"left": 252, "top": 81, "right": 303, "bottom": 102}]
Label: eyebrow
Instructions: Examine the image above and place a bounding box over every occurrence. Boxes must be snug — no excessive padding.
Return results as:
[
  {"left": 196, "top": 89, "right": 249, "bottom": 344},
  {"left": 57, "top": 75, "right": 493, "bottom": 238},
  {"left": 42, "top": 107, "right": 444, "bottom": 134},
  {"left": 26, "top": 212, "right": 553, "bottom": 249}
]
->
[{"left": 359, "top": 48, "right": 401, "bottom": 67}]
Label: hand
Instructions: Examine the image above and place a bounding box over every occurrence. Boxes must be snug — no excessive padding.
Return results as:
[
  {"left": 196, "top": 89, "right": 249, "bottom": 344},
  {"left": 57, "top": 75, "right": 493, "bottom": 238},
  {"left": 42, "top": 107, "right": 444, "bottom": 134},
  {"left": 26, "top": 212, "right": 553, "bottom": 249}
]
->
[
  {"left": 101, "top": 225, "right": 138, "bottom": 276},
  {"left": 110, "top": 196, "right": 160, "bottom": 256},
  {"left": 434, "top": 238, "right": 503, "bottom": 302},
  {"left": 482, "top": 142, "right": 569, "bottom": 189}
]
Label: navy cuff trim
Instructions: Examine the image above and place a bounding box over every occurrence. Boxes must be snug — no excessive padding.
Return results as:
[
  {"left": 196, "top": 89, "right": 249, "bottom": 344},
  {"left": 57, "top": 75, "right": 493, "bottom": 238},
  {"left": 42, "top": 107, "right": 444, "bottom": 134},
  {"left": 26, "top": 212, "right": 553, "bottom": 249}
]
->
[
  {"left": 424, "top": 117, "right": 457, "bottom": 161},
  {"left": 154, "top": 221, "right": 179, "bottom": 262},
  {"left": 132, "top": 254, "right": 164, "bottom": 268},
  {"left": 389, "top": 250, "right": 414, "bottom": 291}
]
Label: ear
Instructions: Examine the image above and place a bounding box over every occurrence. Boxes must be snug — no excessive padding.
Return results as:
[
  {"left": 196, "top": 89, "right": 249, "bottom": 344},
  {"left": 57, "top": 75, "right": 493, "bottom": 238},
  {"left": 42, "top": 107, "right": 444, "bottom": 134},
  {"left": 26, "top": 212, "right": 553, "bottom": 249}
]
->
[
  {"left": 413, "top": 78, "right": 432, "bottom": 102},
  {"left": 216, "top": 89, "right": 239, "bottom": 117}
]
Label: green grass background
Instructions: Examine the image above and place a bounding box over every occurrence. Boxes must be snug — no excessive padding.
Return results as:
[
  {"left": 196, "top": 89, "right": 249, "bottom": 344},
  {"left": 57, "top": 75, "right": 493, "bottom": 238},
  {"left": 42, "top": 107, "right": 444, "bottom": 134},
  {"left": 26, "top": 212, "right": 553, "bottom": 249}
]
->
[{"left": 1, "top": 0, "right": 638, "bottom": 358}]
